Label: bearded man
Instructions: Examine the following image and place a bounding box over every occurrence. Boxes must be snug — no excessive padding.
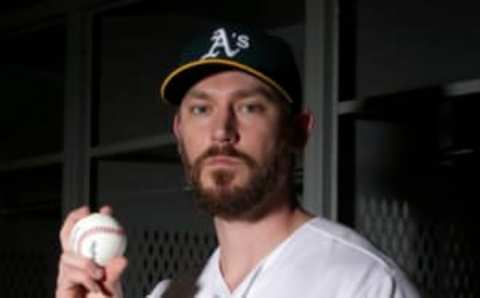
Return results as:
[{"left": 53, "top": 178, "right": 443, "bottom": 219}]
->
[{"left": 56, "top": 23, "right": 420, "bottom": 298}]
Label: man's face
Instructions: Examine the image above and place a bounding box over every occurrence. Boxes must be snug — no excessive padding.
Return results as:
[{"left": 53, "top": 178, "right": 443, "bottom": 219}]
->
[{"left": 173, "top": 70, "right": 292, "bottom": 220}]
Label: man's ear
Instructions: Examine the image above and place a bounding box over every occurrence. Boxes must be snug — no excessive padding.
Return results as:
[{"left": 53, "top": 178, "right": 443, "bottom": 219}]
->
[
  {"left": 173, "top": 113, "right": 182, "bottom": 140},
  {"left": 173, "top": 113, "right": 184, "bottom": 155},
  {"left": 290, "top": 111, "right": 314, "bottom": 149}
]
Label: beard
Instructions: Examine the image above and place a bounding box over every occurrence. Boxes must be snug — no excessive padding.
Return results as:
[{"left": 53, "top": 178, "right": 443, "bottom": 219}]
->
[{"left": 178, "top": 141, "right": 290, "bottom": 221}]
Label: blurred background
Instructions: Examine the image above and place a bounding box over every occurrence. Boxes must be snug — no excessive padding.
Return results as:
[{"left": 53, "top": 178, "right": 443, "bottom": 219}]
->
[{"left": 0, "top": 0, "right": 479, "bottom": 297}]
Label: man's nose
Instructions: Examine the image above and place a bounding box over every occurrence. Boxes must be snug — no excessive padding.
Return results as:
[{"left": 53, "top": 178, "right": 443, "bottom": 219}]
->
[{"left": 211, "top": 107, "right": 239, "bottom": 144}]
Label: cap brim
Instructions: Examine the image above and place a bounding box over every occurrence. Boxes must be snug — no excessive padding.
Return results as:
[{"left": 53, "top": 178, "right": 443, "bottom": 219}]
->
[{"left": 160, "top": 58, "right": 293, "bottom": 106}]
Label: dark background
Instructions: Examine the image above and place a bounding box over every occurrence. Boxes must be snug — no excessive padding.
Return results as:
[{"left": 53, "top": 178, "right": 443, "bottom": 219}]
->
[{"left": 1, "top": 0, "right": 479, "bottom": 297}]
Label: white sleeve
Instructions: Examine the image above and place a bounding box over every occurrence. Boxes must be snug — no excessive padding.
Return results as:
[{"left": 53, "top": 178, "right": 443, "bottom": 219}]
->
[
  {"left": 361, "top": 271, "right": 421, "bottom": 298},
  {"left": 145, "top": 279, "right": 171, "bottom": 298}
]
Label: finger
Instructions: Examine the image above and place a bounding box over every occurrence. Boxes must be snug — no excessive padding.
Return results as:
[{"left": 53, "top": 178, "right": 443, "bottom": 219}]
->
[
  {"left": 103, "top": 256, "right": 128, "bottom": 295},
  {"left": 58, "top": 260, "right": 102, "bottom": 293},
  {"left": 99, "top": 205, "right": 113, "bottom": 216},
  {"left": 61, "top": 251, "right": 105, "bottom": 281},
  {"left": 60, "top": 206, "right": 90, "bottom": 251},
  {"left": 105, "top": 256, "right": 128, "bottom": 283}
]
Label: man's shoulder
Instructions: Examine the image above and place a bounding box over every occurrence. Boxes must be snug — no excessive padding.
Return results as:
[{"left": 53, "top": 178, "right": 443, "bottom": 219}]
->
[
  {"left": 283, "top": 217, "right": 420, "bottom": 297},
  {"left": 297, "top": 217, "right": 400, "bottom": 274}
]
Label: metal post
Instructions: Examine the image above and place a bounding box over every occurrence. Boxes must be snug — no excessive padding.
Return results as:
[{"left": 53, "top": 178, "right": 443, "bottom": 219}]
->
[
  {"left": 63, "top": 12, "right": 93, "bottom": 215},
  {"left": 302, "top": 0, "right": 339, "bottom": 220}
]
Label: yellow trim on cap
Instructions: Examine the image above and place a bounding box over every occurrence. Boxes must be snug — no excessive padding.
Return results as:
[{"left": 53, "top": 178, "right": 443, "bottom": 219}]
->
[{"left": 160, "top": 58, "right": 293, "bottom": 104}]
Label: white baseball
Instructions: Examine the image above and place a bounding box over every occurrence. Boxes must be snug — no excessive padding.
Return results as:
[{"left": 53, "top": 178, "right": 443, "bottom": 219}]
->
[{"left": 69, "top": 213, "right": 127, "bottom": 266}]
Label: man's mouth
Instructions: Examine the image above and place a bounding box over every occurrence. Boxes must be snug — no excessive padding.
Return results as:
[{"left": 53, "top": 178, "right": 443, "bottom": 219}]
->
[{"left": 204, "top": 155, "right": 242, "bottom": 166}]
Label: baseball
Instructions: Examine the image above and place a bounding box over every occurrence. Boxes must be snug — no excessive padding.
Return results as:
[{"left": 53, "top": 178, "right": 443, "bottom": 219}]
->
[{"left": 69, "top": 213, "right": 127, "bottom": 266}]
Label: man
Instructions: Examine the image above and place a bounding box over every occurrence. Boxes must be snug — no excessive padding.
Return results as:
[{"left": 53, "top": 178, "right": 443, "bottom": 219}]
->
[{"left": 56, "top": 23, "right": 420, "bottom": 298}]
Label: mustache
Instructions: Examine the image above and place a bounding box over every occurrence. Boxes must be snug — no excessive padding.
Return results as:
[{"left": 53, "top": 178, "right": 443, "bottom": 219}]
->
[{"left": 195, "top": 146, "right": 257, "bottom": 168}]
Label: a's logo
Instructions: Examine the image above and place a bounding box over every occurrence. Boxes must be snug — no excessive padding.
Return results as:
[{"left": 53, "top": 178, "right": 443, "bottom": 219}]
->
[{"left": 202, "top": 28, "right": 250, "bottom": 59}]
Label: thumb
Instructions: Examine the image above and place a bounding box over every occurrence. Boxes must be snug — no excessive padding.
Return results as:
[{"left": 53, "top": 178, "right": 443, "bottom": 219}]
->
[{"left": 102, "top": 256, "right": 128, "bottom": 296}]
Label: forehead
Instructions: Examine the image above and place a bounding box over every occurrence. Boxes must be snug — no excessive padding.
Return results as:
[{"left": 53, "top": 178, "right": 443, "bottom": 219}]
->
[{"left": 181, "top": 70, "right": 280, "bottom": 103}]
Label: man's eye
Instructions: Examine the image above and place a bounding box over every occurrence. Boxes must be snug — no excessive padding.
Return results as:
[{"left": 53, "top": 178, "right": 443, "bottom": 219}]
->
[
  {"left": 239, "top": 103, "right": 264, "bottom": 114},
  {"left": 190, "top": 105, "right": 209, "bottom": 115}
]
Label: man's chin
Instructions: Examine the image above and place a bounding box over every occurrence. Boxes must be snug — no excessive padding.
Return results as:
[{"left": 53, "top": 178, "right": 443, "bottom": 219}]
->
[
  {"left": 200, "top": 183, "right": 238, "bottom": 197},
  {"left": 201, "top": 168, "right": 245, "bottom": 187},
  {"left": 195, "top": 187, "right": 271, "bottom": 221}
]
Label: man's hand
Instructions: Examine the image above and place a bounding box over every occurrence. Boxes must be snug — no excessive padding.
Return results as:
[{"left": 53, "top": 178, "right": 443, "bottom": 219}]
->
[{"left": 56, "top": 206, "right": 128, "bottom": 298}]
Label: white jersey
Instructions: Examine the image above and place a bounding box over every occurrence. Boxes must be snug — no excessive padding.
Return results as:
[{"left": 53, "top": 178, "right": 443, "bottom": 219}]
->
[{"left": 147, "top": 217, "right": 420, "bottom": 298}]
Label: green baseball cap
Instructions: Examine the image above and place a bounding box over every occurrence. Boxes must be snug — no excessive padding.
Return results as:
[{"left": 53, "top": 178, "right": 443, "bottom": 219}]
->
[{"left": 160, "top": 23, "right": 302, "bottom": 112}]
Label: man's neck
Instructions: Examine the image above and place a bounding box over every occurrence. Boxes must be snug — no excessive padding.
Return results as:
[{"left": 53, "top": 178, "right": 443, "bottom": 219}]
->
[{"left": 213, "top": 203, "right": 313, "bottom": 292}]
